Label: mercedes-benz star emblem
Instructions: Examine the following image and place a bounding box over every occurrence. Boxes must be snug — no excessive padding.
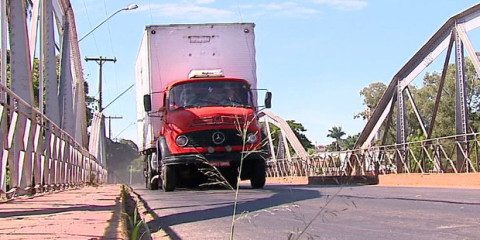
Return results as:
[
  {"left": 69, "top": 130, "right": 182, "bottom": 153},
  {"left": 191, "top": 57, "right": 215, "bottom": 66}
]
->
[{"left": 212, "top": 131, "right": 225, "bottom": 145}]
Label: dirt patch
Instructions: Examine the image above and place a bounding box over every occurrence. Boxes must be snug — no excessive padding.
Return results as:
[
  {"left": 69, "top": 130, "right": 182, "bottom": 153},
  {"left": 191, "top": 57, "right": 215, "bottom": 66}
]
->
[
  {"left": 266, "top": 176, "right": 308, "bottom": 184},
  {"left": 122, "top": 186, "right": 151, "bottom": 239},
  {"left": 241, "top": 177, "right": 308, "bottom": 185},
  {"left": 123, "top": 186, "right": 172, "bottom": 240},
  {"left": 308, "top": 175, "right": 378, "bottom": 185},
  {"left": 262, "top": 174, "right": 480, "bottom": 188}
]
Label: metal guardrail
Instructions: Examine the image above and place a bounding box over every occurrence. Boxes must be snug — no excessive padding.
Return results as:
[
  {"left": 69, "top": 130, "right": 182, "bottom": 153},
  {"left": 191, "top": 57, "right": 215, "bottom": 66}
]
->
[
  {"left": 267, "top": 133, "right": 479, "bottom": 177},
  {"left": 0, "top": 83, "right": 106, "bottom": 198}
]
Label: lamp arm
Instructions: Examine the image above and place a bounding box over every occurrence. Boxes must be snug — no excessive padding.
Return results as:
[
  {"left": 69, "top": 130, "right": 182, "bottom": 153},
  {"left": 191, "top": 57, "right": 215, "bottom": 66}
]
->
[{"left": 78, "top": 8, "right": 125, "bottom": 42}]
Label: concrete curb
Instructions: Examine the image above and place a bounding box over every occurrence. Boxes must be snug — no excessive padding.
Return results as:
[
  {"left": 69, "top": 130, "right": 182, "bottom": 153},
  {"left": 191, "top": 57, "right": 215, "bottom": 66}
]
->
[
  {"left": 124, "top": 185, "right": 172, "bottom": 240},
  {"left": 377, "top": 173, "right": 480, "bottom": 188}
]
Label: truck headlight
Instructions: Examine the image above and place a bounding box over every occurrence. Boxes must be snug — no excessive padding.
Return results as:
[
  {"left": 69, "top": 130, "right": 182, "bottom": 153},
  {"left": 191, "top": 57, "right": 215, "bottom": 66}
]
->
[
  {"left": 246, "top": 133, "right": 257, "bottom": 144},
  {"left": 176, "top": 135, "right": 189, "bottom": 147}
]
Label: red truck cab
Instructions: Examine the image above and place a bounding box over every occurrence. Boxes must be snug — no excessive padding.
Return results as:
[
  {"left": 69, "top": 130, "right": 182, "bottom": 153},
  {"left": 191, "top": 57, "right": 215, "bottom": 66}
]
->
[{"left": 143, "top": 75, "right": 271, "bottom": 191}]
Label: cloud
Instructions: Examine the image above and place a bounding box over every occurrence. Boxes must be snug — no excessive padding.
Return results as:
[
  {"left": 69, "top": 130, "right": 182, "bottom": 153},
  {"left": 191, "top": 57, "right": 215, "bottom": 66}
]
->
[
  {"left": 309, "top": 0, "right": 368, "bottom": 11},
  {"left": 258, "top": 2, "right": 318, "bottom": 18},
  {"left": 193, "top": 0, "right": 216, "bottom": 4},
  {"left": 140, "top": 3, "right": 235, "bottom": 21},
  {"left": 138, "top": 1, "right": 367, "bottom": 22}
]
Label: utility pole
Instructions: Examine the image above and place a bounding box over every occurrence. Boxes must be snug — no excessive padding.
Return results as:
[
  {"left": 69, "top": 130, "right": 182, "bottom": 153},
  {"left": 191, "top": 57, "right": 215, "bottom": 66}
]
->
[
  {"left": 104, "top": 116, "right": 123, "bottom": 139},
  {"left": 84, "top": 56, "right": 116, "bottom": 112}
]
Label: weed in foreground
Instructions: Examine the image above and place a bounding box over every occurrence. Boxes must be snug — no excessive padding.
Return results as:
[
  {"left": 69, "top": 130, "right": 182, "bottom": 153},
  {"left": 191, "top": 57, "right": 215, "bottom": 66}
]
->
[
  {"left": 122, "top": 185, "right": 152, "bottom": 240},
  {"left": 229, "top": 113, "right": 267, "bottom": 240},
  {"left": 188, "top": 113, "right": 265, "bottom": 239},
  {"left": 288, "top": 187, "right": 349, "bottom": 240}
]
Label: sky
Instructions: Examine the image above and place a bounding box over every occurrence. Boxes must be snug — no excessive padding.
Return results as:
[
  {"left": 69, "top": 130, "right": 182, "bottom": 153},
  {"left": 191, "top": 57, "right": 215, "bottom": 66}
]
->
[{"left": 71, "top": 0, "right": 480, "bottom": 146}]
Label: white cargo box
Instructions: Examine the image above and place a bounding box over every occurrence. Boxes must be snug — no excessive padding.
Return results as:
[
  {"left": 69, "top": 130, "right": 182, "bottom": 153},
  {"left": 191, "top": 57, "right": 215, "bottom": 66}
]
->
[{"left": 135, "top": 23, "right": 257, "bottom": 151}]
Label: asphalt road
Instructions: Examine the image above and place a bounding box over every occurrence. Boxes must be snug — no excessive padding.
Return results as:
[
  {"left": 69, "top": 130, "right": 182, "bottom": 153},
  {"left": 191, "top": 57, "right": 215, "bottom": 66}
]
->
[{"left": 132, "top": 184, "right": 480, "bottom": 240}]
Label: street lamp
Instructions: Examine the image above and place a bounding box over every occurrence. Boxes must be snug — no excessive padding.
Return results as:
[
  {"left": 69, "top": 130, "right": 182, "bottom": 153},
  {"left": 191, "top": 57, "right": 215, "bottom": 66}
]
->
[{"left": 78, "top": 4, "right": 138, "bottom": 42}]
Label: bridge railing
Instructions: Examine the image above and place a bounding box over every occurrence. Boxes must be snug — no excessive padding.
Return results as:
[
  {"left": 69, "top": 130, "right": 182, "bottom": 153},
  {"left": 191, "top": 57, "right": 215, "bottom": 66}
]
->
[
  {"left": 0, "top": 83, "right": 106, "bottom": 197},
  {"left": 266, "top": 133, "right": 479, "bottom": 177}
]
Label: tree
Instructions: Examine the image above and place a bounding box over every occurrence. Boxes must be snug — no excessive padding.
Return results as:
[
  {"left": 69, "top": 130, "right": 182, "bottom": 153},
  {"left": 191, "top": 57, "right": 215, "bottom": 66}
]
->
[
  {"left": 261, "top": 119, "right": 314, "bottom": 156},
  {"left": 0, "top": 49, "right": 96, "bottom": 127},
  {"left": 106, "top": 138, "right": 139, "bottom": 183},
  {"left": 84, "top": 81, "right": 96, "bottom": 126},
  {"left": 286, "top": 120, "right": 314, "bottom": 150},
  {"left": 355, "top": 82, "right": 387, "bottom": 120},
  {"left": 327, "top": 126, "right": 345, "bottom": 151},
  {"left": 344, "top": 134, "right": 359, "bottom": 150}
]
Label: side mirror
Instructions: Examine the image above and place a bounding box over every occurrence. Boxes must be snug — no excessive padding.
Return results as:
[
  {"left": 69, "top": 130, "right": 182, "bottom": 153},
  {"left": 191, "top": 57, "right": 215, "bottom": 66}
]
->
[
  {"left": 143, "top": 94, "right": 152, "bottom": 112},
  {"left": 264, "top": 92, "right": 272, "bottom": 108}
]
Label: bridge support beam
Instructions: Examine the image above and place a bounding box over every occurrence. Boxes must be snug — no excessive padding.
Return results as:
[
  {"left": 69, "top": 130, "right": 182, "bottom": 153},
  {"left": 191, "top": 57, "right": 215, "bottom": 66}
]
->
[
  {"left": 396, "top": 78, "right": 408, "bottom": 172},
  {"left": 59, "top": 20, "right": 75, "bottom": 136},
  {"left": 44, "top": 0, "right": 60, "bottom": 126},
  {"left": 8, "top": 0, "right": 35, "bottom": 191},
  {"left": 454, "top": 27, "right": 469, "bottom": 172}
]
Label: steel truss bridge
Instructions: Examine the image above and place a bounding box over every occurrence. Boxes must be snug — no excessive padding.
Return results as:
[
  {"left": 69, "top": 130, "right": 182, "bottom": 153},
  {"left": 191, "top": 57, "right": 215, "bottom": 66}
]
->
[
  {"left": 261, "top": 4, "right": 480, "bottom": 177},
  {"left": 1, "top": 1, "right": 480, "bottom": 198},
  {"left": 0, "top": 0, "right": 106, "bottom": 197}
]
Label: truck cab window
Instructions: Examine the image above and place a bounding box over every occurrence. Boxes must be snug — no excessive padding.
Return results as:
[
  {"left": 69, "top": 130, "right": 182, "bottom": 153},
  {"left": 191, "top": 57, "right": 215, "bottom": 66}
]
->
[{"left": 169, "top": 81, "right": 252, "bottom": 109}]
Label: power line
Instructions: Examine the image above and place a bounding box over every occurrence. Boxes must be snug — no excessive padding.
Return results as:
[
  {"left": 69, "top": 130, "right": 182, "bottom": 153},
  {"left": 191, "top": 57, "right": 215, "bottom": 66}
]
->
[
  {"left": 102, "top": 83, "right": 135, "bottom": 111},
  {"left": 102, "top": 0, "right": 119, "bottom": 108},
  {"left": 115, "top": 122, "right": 136, "bottom": 140}
]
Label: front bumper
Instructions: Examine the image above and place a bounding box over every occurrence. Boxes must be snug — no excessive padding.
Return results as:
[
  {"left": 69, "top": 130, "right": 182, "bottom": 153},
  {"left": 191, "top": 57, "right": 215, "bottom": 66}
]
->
[{"left": 163, "top": 151, "right": 268, "bottom": 166}]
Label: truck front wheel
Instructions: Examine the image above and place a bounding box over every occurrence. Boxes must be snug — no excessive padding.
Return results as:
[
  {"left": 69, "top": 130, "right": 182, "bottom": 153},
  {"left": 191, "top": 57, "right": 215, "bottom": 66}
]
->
[
  {"left": 162, "top": 164, "right": 177, "bottom": 192},
  {"left": 221, "top": 167, "right": 238, "bottom": 189},
  {"left": 250, "top": 159, "right": 266, "bottom": 189}
]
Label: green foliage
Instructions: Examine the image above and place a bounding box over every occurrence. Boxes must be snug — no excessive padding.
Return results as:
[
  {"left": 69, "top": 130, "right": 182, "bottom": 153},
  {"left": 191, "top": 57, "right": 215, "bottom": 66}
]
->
[
  {"left": 1, "top": 50, "right": 95, "bottom": 127},
  {"left": 325, "top": 126, "right": 359, "bottom": 151},
  {"left": 307, "top": 148, "right": 315, "bottom": 155},
  {"left": 286, "top": 120, "right": 314, "bottom": 149},
  {"left": 127, "top": 207, "right": 143, "bottom": 240},
  {"left": 84, "top": 82, "right": 96, "bottom": 127},
  {"left": 6, "top": 167, "right": 10, "bottom": 189},
  {"left": 106, "top": 138, "right": 139, "bottom": 182},
  {"left": 343, "top": 134, "right": 359, "bottom": 150},
  {"left": 122, "top": 185, "right": 151, "bottom": 240},
  {"left": 262, "top": 119, "right": 314, "bottom": 155},
  {"left": 130, "top": 156, "right": 145, "bottom": 172},
  {"left": 326, "top": 126, "right": 345, "bottom": 151},
  {"left": 406, "top": 129, "right": 428, "bottom": 172},
  {"left": 355, "top": 82, "right": 387, "bottom": 120}
]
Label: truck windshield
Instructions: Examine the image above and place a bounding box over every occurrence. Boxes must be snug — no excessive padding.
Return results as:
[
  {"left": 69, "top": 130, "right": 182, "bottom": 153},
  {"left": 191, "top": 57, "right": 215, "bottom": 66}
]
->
[{"left": 169, "top": 81, "right": 253, "bottom": 110}]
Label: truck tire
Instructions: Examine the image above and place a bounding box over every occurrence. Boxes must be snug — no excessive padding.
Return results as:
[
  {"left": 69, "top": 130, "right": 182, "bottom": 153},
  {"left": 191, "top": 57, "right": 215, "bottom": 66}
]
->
[
  {"left": 147, "top": 171, "right": 159, "bottom": 190},
  {"left": 144, "top": 155, "right": 149, "bottom": 189},
  {"left": 250, "top": 159, "right": 266, "bottom": 189},
  {"left": 162, "top": 165, "right": 177, "bottom": 192},
  {"left": 222, "top": 167, "right": 238, "bottom": 189},
  {"left": 146, "top": 154, "right": 159, "bottom": 190}
]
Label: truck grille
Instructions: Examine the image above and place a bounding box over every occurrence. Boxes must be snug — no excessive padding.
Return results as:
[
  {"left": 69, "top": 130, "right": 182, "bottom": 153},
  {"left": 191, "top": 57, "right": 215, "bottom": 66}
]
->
[{"left": 185, "top": 129, "right": 248, "bottom": 147}]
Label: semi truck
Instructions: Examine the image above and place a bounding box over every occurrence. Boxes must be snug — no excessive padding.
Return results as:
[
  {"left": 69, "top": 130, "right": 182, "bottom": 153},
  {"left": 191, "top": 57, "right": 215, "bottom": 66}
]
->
[{"left": 135, "top": 23, "right": 272, "bottom": 191}]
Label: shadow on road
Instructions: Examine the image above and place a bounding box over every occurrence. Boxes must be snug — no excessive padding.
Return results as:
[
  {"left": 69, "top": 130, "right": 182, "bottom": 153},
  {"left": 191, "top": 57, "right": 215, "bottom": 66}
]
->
[
  {"left": 0, "top": 203, "right": 117, "bottom": 218},
  {"left": 144, "top": 185, "right": 320, "bottom": 239},
  {"left": 337, "top": 194, "right": 480, "bottom": 206}
]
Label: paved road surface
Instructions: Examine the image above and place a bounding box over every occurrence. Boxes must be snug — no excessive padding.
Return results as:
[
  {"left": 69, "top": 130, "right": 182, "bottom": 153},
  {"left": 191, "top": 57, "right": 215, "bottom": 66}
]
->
[{"left": 133, "top": 184, "right": 480, "bottom": 240}]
